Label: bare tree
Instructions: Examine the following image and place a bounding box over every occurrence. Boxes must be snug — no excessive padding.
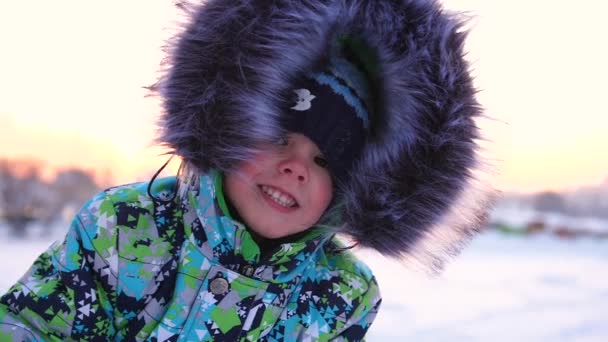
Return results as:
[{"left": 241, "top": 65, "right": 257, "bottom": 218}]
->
[
  {"left": 0, "top": 159, "right": 101, "bottom": 236},
  {"left": 0, "top": 159, "right": 46, "bottom": 236},
  {"left": 49, "top": 168, "right": 99, "bottom": 222},
  {"left": 534, "top": 191, "right": 566, "bottom": 213}
]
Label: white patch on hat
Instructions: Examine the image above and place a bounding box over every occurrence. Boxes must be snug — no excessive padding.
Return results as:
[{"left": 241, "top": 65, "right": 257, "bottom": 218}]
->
[{"left": 291, "top": 88, "right": 316, "bottom": 111}]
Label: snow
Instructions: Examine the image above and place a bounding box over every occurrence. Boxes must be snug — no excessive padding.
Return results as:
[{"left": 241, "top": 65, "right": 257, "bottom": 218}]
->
[
  {"left": 1, "top": 224, "right": 606, "bottom": 341},
  {"left": 360, "top": 232, "right": 608, "bottom": 341}
]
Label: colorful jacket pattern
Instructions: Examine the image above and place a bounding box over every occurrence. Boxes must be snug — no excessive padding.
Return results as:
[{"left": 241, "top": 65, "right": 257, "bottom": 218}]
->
[{"left": 0, "top": 172, "right": 381, "bottom": 341}]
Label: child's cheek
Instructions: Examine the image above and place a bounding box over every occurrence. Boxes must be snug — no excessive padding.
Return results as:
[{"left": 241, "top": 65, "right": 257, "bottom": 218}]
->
[{"left": 235, "top": 157, "right": 265, "bottom": 179}]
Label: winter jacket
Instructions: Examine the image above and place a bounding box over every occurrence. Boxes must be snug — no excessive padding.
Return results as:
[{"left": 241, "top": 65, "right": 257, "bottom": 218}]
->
[{"left": 0, "top": 171, "right": 381, "bottom": 341}]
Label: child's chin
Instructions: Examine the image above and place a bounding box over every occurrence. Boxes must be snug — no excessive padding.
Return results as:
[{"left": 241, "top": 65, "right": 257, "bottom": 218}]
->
[
  {"left": 252, "top": 227, "right": 289, "bottom": 239},
  {"left": 250, "top": 223, "right": 305, "bottom": 240}
]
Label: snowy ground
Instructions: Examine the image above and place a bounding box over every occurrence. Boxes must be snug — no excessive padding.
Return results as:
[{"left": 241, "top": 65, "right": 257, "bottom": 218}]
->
[{"left": 1, "top": 224, "right": 606, "bottom": 341}]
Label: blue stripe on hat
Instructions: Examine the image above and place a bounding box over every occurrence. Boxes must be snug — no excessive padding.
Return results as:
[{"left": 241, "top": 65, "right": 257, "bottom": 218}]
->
[
  {"left": 311, "top": 72, "right": 370, "bottom": 128},
  {"left": 329, "top": 55, "right": 373, "bottom": 110}
]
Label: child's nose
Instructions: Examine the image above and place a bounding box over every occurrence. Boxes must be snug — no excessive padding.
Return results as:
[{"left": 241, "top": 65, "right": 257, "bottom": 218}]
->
[{"left": 279, "top": 160, "right": 308, "bottom": 183}]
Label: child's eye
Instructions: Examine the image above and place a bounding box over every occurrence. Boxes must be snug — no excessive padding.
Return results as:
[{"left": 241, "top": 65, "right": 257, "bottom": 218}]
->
[
  {"left": 314, "top": 156, "right": 329, "bottom": 168},
  {"left": 275, "top": 136, "right": 289, "bottom": 146}
]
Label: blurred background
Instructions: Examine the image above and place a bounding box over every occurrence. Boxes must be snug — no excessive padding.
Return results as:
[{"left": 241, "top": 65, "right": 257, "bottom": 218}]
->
[{"left": 1, "top": 0, "right": 606, "bottom": 340}]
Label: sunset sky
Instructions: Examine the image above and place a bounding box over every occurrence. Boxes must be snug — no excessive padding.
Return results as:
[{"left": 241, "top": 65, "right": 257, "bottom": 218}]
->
[{"left": 1, "top": 0, "right": 607, "bottom": 193}]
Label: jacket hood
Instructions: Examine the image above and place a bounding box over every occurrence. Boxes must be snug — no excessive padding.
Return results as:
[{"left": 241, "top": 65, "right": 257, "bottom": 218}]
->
[{"left": 154, "top": 0, "right": 494, "bottom": 273}]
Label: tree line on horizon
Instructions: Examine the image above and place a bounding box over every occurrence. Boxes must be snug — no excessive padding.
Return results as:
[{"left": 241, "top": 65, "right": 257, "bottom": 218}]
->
[
  {"left": 0, "top": 158, "right": 112, "bottom": 236},
  {"left": 527, "top": 188, "right": 608, "bottom": 219}
]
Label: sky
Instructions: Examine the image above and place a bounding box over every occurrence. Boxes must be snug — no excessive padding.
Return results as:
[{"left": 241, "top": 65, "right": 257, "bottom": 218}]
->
[{"left": 1, "top": 0, "right": 607, "bottom": 193}]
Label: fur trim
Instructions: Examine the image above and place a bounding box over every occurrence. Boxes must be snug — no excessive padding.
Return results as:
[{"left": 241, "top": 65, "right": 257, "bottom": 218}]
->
[{"left": 153, "top": 0, "right": 495, "bottom": 273}]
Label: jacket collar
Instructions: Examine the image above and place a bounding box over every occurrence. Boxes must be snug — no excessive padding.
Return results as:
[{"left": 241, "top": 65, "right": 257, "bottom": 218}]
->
[{"left": 176, "top": 165, "right": 331, "bottom": 283}]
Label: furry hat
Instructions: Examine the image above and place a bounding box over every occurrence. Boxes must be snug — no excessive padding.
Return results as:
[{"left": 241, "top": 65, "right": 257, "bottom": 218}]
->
[{"left": 153, "top": 0, "right": 494, "bottom": 273}]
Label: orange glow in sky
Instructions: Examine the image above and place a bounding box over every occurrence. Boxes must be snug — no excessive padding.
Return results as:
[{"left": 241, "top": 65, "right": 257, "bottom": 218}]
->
[{"left": 1, "top": 1, "right": 607, "bottom": 193}]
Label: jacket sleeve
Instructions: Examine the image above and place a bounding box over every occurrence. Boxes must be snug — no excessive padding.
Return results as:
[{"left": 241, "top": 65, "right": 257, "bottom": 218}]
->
[
  {"left": 0, "top": 192, "right": 119, "bottom": 341},
  {"left": 331, "top": 277, "right": 382, "bottom": 342}
]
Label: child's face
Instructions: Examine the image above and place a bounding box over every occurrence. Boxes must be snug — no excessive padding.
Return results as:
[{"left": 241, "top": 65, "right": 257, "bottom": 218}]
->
[{"left": 224, "top": 133, "right": 333, "bottom": 239}]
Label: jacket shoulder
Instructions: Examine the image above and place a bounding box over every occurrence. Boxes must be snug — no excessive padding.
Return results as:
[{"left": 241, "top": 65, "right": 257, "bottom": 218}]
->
[
  {"left": 309, "top": 239, "right": 381, "bottom": 307},
  {"left": 87, "top": 177, "right": 177, "bottom": 225},
  {"left": 103, "top": 177, "right": 176, "bottom": 209},
  {"left": 277, "top": 239, "right": 381, "bottom": 340},
  {"left": 320, "top": 239, "right": 376, "bottom": 284},
  {"left": 74, "top": 177, "right": 180, "bottom": 263},
  {"left": 72, "top": 180, "right": 155, "bottom": 237}
]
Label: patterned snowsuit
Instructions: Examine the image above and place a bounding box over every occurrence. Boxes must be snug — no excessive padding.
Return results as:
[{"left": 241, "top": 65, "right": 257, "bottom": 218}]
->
[{"left": 0, "top": 172, "right": 381, "bottom": 341}]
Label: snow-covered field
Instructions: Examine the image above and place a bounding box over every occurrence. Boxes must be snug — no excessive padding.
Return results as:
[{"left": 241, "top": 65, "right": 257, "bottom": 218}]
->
[{"left": 1, "top": 224, "right": 606, "bottom": 341}]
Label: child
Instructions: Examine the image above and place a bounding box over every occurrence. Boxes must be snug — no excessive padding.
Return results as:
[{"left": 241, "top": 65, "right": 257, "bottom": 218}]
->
[{"left": 0, "top": 0, "right": 492, "bottom": 340}]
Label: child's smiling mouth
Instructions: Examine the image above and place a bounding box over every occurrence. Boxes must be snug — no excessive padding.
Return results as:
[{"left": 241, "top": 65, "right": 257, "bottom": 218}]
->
[{"left": 258, "top": 184, "right": 299, "bottom": 211}]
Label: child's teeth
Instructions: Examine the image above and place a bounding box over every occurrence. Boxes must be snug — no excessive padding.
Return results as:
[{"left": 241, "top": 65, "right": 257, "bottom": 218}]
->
[{"left": 261, "top": 185, "right": 296, "bottom": 208}]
